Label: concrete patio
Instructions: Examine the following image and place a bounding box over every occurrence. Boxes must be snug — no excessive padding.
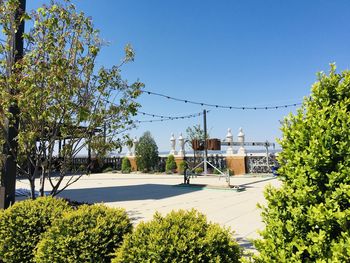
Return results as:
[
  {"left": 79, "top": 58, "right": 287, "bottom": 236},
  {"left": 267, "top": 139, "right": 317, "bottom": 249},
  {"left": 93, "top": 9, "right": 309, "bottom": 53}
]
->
[{"left": 16, "top": 173, "right": 281, "bottom": 250}]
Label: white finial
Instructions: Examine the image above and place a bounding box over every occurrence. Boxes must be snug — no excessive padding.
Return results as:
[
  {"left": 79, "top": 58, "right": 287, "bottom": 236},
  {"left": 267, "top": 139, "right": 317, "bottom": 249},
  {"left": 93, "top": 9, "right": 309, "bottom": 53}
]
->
[
  {"left": 178, "top": 132, "right": 185, "bottom": 157},
  {"left": 169, "top": 133, "right": 177, "bottom": 155},
  {"left": 132, "top": 137, "right": 138, "bottom": 156},
  {"left": 237, "top": 128, "right": 246, "bottom": 155},
  {"left": 226, "top": 128, "right": 234, "bottom": 155},
  {"left": 126, "top": 144, "right": 132, "bottom": 156}
]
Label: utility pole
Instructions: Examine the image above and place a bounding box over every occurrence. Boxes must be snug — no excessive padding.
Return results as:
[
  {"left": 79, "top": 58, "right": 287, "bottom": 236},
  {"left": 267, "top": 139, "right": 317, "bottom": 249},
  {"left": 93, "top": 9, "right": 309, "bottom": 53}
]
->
[
  {"left": 203, "top": 109, "right": 208, "bottom": 175},
  {"left": 1, "top": 0, "right": 26, "bottom": 208}
]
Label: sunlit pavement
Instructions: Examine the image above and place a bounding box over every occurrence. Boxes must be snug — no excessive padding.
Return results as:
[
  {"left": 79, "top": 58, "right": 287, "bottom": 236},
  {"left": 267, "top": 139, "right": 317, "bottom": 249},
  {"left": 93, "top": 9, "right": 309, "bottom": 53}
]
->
[{"left": 16, "top": 173, "right": 281, "bottom": 251}]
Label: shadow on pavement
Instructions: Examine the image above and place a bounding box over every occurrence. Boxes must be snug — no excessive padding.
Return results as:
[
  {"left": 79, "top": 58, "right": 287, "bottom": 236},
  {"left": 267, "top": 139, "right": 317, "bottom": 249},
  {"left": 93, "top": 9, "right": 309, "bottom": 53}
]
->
[
  {"left": 58, "top": 184, "right": 201, "bottom": 203},
  {"left": 235, "top": 236, "right": 255, "bottom": 250}
]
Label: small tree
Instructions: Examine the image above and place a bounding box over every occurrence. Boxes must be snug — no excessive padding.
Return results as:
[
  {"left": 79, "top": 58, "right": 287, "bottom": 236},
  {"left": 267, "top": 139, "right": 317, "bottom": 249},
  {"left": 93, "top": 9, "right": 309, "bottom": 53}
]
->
[
  {"left": 0, "top": 0, "right": 142, "bottom": 198},
  {"left": 254, "top": 65, "right": 350, "bottom": 262},
  {"left": 165, "top": 154, "right": 177, "bottom": 173},
  {"left": 186, "top": 124, "right": 206, "bottom": 146},
  {"left": 135, "top": 131, "right": 158, "bottom": 172},
  {"left": 185, "top": 124, "right": 209, "bottom": 165}
]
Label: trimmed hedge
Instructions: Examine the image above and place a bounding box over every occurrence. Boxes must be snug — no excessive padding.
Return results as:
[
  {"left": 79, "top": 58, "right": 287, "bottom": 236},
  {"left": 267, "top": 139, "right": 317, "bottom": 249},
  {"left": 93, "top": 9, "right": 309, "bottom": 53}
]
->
[
  {"left": 165, "top": 154, "right": 177, "bottom": 173},
  {"left": 0, "top": 196, "right": 71, "bottom": 262},
  {"left": 178, "top": 160, "right": 187, "bottom": 175},
  {"left": 113, "top": 209, "right": 241, "bottom": 262},
  {"left": 195, "top": 167, "right": 204, "bottom": 174},
  {"left": 35, "top": 204, "right": 132, "bottom": 263},
  {"left": 121, "top": 157, "right": 132, "bottom": 173}
]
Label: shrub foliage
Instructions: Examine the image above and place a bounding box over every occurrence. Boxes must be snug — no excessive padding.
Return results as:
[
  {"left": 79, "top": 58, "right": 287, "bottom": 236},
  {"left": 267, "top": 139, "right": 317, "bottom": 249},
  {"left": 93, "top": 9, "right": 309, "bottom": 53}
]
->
[
  {"left": 121, "top": 157, "right": 132, "bottom": 173},
  {"left": 35, "top": 204, "right": 132, "bottom": 263},
  {"left": 165, "top": 154, "right": 177, "bottom": 173},
  {"left": 135, "top": 131, "right": 159, "bottom": 172},
  {"left": 113, "top": 209, "right": 241, "bottom": 262},
  {"left": 178, "top": 160, "right": 187, "bottom": 175},
  {"left": 254, "top": 65, "right": 350, "bottom": 262},
  {"left": 0, "top": 197, "right": 71, "bottom": 262}
]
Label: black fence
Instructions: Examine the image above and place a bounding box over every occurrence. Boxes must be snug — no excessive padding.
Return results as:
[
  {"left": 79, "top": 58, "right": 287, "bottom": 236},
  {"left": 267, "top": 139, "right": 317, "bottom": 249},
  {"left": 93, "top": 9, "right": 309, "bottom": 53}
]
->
[
  {"left": 68, "top": 155, "right": 275, "bottom": 174},
  {"left": 245, "top": 155, "right": 278, "bottom": 174},
  {"left": 70, "top": 156, "right": 168, "bottom": 173},
  {"left": 184, "top": 154, "right": 227, "bottom": 172},
  {"left": 70, "top": 157, "right": 123, "bottom": 172}
]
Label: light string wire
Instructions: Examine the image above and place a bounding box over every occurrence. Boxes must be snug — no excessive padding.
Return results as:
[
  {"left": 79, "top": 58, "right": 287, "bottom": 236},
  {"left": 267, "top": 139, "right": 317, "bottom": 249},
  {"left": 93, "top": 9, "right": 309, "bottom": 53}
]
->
[
  {"left": 140, "top": 89, "right": 302, "bottom": 110},
  {"left": 104, "top": 98, "right": 207, "bottom": 123},
  {"left": 1, "top": 37, "right": 301, "bottom": 110}
]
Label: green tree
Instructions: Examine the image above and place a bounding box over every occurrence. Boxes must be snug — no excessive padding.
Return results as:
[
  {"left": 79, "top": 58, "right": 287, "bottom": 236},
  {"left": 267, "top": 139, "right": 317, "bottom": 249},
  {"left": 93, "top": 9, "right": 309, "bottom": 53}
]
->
[
  {"left": 0, "top": 0, "right": 142, "bottom": 198},
  {"left": 186, "top": 124, "right": 206, "bottom": 144},
  {"left": 254, "top": 65, "right": 350, "bottom": 262},
  {"left": 135, "top": 131, "right": 158, "bottom": 172},
  {"left": 186, "top": 124, "right": 208, "bottom": 166}
]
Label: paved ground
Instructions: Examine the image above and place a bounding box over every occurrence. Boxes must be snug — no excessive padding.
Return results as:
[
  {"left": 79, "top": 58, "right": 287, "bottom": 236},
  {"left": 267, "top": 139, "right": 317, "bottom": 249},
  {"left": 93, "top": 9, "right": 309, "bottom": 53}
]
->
[{"left": 16, "top": 173, "right": 281, "bottom": 250}]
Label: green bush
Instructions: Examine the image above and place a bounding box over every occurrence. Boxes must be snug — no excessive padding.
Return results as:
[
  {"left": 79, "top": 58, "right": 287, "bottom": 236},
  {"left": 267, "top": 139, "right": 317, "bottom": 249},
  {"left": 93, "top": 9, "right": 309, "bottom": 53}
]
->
[
  {"left": 135, "top": 131, "right": 159, "bottom": 172},
  {"left": 78, "top": 164, "right": 87, "bottom": 172},
  {"left": 178, "top": 160, "right": 187, "bottom": 175},
  {"left": 90, "top": 157, "right": 103, "bottom": 173},
  {"left": 227, "top": 169, "right": 234, "bottom": 176},
  {"left": 195, "top": 166, "right": 203, "bottom": 174},
  {"left": 121, "top": 157, "right": 132, "bottom": 173},
  {"left": 254, "top": 65, "right": 350, "bottom": 262},
  {"left": 165, "top": 154, "right": 177, "bottom": 173},
  {"left": 213, "top": 168, "right": 222, "bottom": 175},
  {"left": 102, "top": 166, "right": 114, "bottom": 173},
  {"left": 0, "top": 196, "right": 71, "bottom": 263},
  {"left": 113, "top": 209, "right": 241, "bottom": 262},
  {"left": 35, "top": 204, "right": 132, "bottom": 263},
  {"left": 213, "top": 168, "right": 233, "bottom": 176}
]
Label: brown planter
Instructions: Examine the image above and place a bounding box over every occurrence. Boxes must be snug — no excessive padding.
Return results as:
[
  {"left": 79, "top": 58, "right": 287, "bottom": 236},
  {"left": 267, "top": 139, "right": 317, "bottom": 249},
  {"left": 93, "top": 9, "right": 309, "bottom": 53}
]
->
[
  {"left": 206, "top": 139, "right": 221, "bottom": 150},
  {"left": 192, "top": 139, "right": 205, "bottom": 151}
]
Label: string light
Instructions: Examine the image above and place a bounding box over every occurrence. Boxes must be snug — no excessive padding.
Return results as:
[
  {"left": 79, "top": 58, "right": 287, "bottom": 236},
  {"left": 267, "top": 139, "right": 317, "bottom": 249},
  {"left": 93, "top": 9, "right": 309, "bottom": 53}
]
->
[
  {"left": 134, "top": 113, "right": 205, "bottom": 123},
  {"left": 137, "top": 110, "right": 208, "bottom": 119},
  {"left": 104, "top": 98, "right": 207, "bottom": 123},
  {"left": 140, "top": 89, "right": 302, "bottom": 110}
]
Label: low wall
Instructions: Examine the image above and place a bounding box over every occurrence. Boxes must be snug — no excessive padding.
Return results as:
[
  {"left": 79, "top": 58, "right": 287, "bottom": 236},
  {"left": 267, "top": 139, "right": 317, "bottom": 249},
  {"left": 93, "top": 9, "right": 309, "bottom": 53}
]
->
[{"left": 68, "top": 153, "right": 276, "bottom": 175}]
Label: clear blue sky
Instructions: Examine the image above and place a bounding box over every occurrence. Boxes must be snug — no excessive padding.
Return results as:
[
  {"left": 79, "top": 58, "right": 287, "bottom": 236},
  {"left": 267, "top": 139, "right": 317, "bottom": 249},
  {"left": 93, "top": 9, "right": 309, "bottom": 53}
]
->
[{"left": 26, "top": 1, "right": 350, "bottom": 151}]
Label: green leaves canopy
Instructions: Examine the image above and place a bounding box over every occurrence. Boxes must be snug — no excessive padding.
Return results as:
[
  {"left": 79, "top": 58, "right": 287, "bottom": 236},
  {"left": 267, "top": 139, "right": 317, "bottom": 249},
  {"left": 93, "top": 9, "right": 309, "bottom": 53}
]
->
[
  {"left": 135, "top": 131, "right": 159, "bottom": 172},
  {"left": 0, "top": 0, "right": 142, "bottom": 196},
  {"left": 254, "top": 65, "right": 350, "bottom": 262}
]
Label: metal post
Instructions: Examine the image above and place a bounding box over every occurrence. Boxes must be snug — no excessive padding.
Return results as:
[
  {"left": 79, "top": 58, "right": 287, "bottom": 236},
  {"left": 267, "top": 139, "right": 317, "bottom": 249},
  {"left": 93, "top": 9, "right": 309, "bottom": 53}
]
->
[
  {"left": 58, "top": 140, "right": 62, "bottom": 157},
  {"left": 87, "top": 137, "right": 91, "bottom": 173},
  {"left": 1, "top": 0, "right": 26, "bottom": 208},
  {"left": 266, "top": 144, "right": 269, "bottom": 167},
  {"left": 103, "top": 122, "right": 106, "bottom": 143},
  {"left": 203, "top": 109, "right": 208, "bottom": 175}
]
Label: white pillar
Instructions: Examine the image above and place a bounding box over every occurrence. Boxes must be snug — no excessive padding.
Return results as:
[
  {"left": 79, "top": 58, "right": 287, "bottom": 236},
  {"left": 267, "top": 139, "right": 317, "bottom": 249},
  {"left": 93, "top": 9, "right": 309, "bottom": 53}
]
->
[
  {"left": 126, "top": 144, "right": 132, "bottom": 156},
  {"left": 226, "top": 128, "right": 234, "bottom": 155},
  {"left": 169, "top": 133, "right": 177, "bottom": 155},
  {"left": 237, "top": 127, "right": 246, "bottom": 155},
  {"left": 178, "top": 133, "right": 185, "bottom": 157},
  {"left": 132, "top": 137, "right": 138, "bottom": 156}
]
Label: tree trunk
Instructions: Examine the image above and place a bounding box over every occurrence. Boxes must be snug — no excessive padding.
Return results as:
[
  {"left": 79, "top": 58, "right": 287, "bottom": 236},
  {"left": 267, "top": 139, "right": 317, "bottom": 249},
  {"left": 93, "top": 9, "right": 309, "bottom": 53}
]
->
[
  {"left": 39, "top": 168, "right": 45, "bottom": 197},
  {"left": 29, "top": 177, "right": 35, "bottom": 199}
]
